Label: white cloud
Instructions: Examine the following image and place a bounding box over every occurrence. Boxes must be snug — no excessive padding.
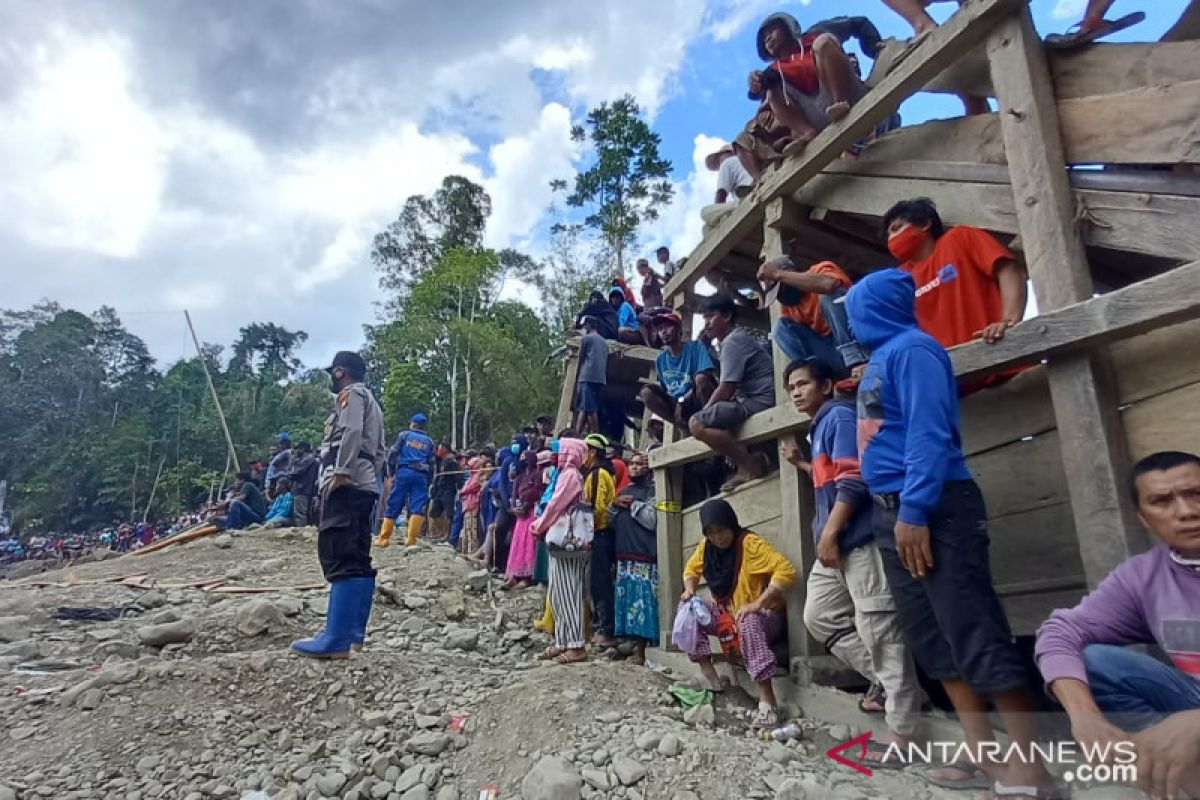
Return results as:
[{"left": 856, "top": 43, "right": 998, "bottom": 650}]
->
[
  {"left": 706, "top": 0, "right": 811, "bottom": 43},
  {"left": 1050, "top": 0, "right": 1087, "bottom": 21},
  {"left": 0, "top": 0, "right": 717, "bottom": 367},
  {"left": 645, "top": 133, "right": 726, "bottom": 260}
]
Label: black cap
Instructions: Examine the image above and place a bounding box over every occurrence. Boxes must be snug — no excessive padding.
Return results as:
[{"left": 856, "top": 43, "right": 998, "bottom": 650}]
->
[{"left": 324, "top": 350, "right": 366, "bottom": 379}]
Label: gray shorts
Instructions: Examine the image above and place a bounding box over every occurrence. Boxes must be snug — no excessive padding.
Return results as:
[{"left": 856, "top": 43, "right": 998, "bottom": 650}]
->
[{"left": 692, "top": 399, "right": 763, "bottom": 430}]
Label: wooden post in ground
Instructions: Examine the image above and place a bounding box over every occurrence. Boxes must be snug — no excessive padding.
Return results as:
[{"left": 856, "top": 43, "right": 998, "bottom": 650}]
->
[
  {"left": 555, "top": 347, "right": 580, "bottom": 433},
  {"left": 185, "top": 310, "right": 241, "bottom": 475},
  {"left": 764, "top": 198, "right": 818, "bottom": 660},
  {"left": 986, "top": 9, "right": 1147, "bottom": 586},
  {"left": 655, "top": 463, "right": 685, "bottom": 649}
]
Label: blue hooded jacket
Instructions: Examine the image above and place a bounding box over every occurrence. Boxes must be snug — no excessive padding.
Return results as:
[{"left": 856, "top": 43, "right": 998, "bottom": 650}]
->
[{"left": 845, "top": 269, "right": 972, "bottom": 526}]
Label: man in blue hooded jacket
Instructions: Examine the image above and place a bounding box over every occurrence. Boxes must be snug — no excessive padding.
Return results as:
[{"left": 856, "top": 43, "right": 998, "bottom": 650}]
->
[{"left": 845, "top": 270, "right": 1055, "bottom": 795}]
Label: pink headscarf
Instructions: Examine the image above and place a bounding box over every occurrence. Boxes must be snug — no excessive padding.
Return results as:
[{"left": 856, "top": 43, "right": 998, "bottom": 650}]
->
[{"left": 531, "top": 438, "right": 585, "bottom": 536}]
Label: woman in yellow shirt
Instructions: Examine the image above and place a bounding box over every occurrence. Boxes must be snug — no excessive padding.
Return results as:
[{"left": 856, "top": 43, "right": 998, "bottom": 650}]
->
[{"left": 681, "top": 497, "right": 797, "bottom": 725}]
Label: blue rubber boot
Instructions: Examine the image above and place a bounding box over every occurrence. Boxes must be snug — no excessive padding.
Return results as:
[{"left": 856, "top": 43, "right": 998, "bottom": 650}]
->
[
  {"left": 290, "top": 577, "right": 366, "bottom": 659},
  {"left": 350, "top": 574, "right": 376, "bottom": 652}
]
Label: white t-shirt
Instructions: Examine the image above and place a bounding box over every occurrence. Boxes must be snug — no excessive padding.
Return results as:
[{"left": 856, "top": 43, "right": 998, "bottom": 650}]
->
[{"left": 717, "top": 156, "right": 753, "bottom": 203}]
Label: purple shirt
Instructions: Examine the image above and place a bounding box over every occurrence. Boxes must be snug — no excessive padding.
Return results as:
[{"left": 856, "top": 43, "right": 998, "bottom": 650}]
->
[{"left": 1035, "top": 544, "right": 1200, "bottom": 689}]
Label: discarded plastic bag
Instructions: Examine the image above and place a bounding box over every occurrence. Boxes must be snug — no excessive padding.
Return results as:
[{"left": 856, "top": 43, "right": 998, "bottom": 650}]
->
[
  {"left": 668, "top": 683, "right": 714, "bottom": 709},
  {"left": 671, "top": 598, "right": 702, "bottom": 652}
]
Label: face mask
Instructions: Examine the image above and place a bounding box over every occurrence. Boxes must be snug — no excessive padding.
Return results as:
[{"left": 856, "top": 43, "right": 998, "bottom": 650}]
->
[
  {"left": 510, "top": 443, "right": 520, "bottom": 455},
  {"left": 887, "top": 224, "right": 931, "bottom": 263},
  {"left": 550, "top": 439, "right": 560, "bottom": 454}
]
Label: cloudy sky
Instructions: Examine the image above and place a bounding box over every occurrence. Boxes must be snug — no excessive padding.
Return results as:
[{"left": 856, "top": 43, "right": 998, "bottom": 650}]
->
[{"left": 0, "top": 0, "right": 1185, "bottom": 368}]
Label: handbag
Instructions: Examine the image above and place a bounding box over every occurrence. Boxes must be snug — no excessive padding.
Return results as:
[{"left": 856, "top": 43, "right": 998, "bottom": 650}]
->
[{"left": 545, "top": 501, "right": 595, "bottom": 552}]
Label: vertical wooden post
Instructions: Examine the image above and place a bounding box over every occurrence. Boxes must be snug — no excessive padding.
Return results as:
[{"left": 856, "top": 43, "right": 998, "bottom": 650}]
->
[
  {"left": 655, "top": 464, "right": 685, "bottom": 649},
  {"left": 986, "top": 10, "right": 1146, "bottom": 586},
  {"left": 764, "top": 198, "right": 818, "bottom": 659},
  {"left": 555, "top": 347, "right": 580, "bottom": 433}
]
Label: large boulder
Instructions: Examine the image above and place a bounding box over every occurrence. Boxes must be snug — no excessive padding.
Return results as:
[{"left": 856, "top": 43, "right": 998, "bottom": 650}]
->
[
  {"left": 520, "top": 756, "right": 582, "bottom": 800},
  {"left": 234, "top": 599, "right": 287, "bottom": 637},
  {"left": 137, "top": 618, "right": 195, "bottom": 647}
]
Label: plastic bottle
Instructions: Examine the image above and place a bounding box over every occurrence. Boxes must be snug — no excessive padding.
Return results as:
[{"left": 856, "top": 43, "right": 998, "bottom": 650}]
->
[
  {"left": 761, "top": 722, "right": 802, "bottom": 742},
  {"left": 688, "top": 595, "right": 712, "bottom": 626}
]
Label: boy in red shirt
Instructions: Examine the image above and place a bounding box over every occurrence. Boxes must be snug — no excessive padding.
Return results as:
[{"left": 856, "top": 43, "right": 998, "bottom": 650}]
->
[
  {"left": 882, "top": 198, "right": 1027, "bottom": 388},
  {"left": 748, "top": 13, "right": 867, "bottom": 158}
]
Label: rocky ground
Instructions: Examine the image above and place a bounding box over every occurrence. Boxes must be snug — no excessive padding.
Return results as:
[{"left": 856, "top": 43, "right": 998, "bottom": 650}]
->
[{"left": 0, "top": 528, "right": 1135, "bottom": 800}]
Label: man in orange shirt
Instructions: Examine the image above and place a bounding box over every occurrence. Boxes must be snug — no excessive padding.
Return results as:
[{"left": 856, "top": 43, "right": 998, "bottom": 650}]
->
[
  {"left": 883, "top": 197, "right": 1027, "bottom": 352},
  {"left": 758, "top": 256, "right": 868, "bottom": 377}
]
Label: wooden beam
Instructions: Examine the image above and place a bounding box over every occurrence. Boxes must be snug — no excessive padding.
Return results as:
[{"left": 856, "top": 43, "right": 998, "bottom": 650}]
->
[
  {"left": 794, "top": 170, "right": 1200, "bottom": 263},
  {"left": 648, "top": 402, "right": 811, "bottom": 470},
  {"left": 764, "top": 198, "right": 818, "bottom": 661},
  {"left": 663, "top": 0, "right": 1024, "bottom": 304},
  {"left": 655, "top": 461, "right": 685, "bottom": 650},
  {"left": 555, "top": 351, "right": 579, "bottom": 433},
  {"left": 987, "top": 9, "right": 1145, "bottom": 587},
  {"left": 950, "top": 259, "right": 1200, "bottom": 380}
]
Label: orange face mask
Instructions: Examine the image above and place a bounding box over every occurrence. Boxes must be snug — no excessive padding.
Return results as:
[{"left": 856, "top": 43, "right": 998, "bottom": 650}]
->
[{"left": 887, "top": 224, "right": 931, "bottom": 263}]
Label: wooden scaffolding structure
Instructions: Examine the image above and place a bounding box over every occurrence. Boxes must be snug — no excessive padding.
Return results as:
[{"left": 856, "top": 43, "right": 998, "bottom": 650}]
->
[{"left": 635, "top": 0, "right": 1200, "bottom": 671}]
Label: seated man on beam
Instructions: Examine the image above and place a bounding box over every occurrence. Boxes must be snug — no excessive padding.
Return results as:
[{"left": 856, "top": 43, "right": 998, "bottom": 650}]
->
[
  {"left": 689, "top": 294, "right": 777, "bottom": 493},
  {"left": 610, "top": 285, "right": 646, "bottom": 346},
  {"left": 1035, "top": 450, "right": 1200, "bottom": 800},
  {"left": 758, "top": 255, "right": 867, "bottom": 378},
  {"left": 747, "top": 12, "right": 867, "bottom": 158},
  {"left": 882, "top": 197, "right": 1028, "bottom": 392},
  {"left": 640, "top": 310, "right": 717, "bottom": 437}
]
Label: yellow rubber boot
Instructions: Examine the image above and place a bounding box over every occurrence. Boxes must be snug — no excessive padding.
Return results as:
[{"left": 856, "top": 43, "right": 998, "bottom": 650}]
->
[
  {"left": 405, "top": 514, "right": 425, "bottom": 546},
  {"left": 375, "top": 518, "right": 395, "bottom": 548},
  {"left": 533, "top": 594, "right": 555, "bottom": 632}
]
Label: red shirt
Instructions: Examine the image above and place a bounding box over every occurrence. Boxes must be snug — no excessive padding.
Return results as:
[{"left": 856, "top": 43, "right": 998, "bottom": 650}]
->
[
  {"left": 899, "top": 226, "right": 1014, "bottom": 350},
  {"left": 779, "top": 261, "right": 852, "bottom": 338},
  {"left": 770, "top": 34, "right": 820, "bottom": 96}
]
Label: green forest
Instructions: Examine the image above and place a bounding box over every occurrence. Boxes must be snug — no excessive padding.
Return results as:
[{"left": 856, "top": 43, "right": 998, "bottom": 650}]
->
[{"left": 1, "top": 96, "right": 671, "bottom": 535}]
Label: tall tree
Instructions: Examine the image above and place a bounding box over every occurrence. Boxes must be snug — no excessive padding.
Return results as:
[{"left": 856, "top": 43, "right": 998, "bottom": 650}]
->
[
  {"left": 553, "top": 94, "right": 674, "bottom": 278},
  {"left": 371, "top": 176, "right": 492, "bottom": 315},
  {"left": 533, "top": 224, "right": 615, "bottom": 341}
]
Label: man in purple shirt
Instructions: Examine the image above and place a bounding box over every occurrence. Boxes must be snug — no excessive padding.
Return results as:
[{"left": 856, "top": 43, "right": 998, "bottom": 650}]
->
[{"left": 1036, "top": 450, "right": 1200, "bottom": 800}]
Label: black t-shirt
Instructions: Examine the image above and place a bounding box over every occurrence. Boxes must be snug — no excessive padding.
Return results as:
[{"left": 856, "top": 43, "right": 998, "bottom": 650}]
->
[{"left": 241, "top": 481, "right": 268, "bottom": 517}]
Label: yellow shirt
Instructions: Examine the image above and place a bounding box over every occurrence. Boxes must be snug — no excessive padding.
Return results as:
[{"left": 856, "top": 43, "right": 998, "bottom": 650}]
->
[
  {"left": 684, "top": 532, "right": 797, "bottom": 612},
  {"left": 584, "top": 469, "right": 615, "bottom": 530}
]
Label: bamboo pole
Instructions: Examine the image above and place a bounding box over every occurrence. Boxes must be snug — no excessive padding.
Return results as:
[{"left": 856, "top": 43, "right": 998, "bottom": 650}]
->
[
  {"left": 142, "top": 456, "right": 166, "bottom": 523},
  {"left": 184, "top": 310, "right": 241, "bottom": 474}
]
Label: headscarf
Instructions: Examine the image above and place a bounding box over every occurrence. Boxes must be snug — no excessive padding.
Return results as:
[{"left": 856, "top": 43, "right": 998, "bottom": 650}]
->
[
  {"left": 531, "top": 438, "right": 585, "bottom": 536},
  {"left": 699, "top": 498, "right": 746, "bottom": 603},
  {"left": 513, "top": 449, "right": 545, "bottom": 508}
]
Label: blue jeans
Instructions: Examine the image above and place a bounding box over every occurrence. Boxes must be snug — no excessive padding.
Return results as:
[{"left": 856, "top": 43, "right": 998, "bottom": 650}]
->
[
  {"left": 772, "top": 291, "right": 867, "bottom": 374},
  {"left": 225, "top": 499, "right": 263, "bottom": 531},
  {"left": 385, "top": 467, "right": 430, "bottom": 518},
  {"left": 1084, "top": 644, "right": 1200, "bottom": 731},
  {"left": 449, "top": 497, "right": 464, "bottom": 547}
]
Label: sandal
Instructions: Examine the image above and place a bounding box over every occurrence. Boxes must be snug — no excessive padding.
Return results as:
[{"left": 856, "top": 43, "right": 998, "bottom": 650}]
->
[
  {"left": 919, "top": 761, "right": 992, "bottom": 790},
  {"left": 857, "top": 683, "right": 886, "bottom": 715},
  {"left": 539, "top": 646, "right": 565, "bottom": 661},
  {"left": 553, "top": 649, "right": 588, "bottom": 665},
  {"left": 1044, "top": 11, "right": 1144, "bottom": 50},
  {"left": 751, "top": 702, "right": 779, "bottom": 727},
  {"left": 861, "top": 739, "right": 908, "bottom": 771}
]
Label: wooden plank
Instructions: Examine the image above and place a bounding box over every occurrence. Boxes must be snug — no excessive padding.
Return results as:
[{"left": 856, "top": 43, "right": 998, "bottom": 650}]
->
[
  {"left": 555, "top": 351, "right": 580, "bottom": 433},
  {"left": 662, "top": 0, "right": 1023, "bottom": 304},
  {"left": 648, "top": 402, "right": 810, "bottom": 470},
  {"left": 763, "top": 198, "right": 818, "bottom": 660},
  {"left": 987, "top": 8, "right": 1145, "bottom": 588},
  {"left": 797, "top": 170, "right": 1200, "bottom": 263},
  {"left": 970, "top": 431, "right": 1068, "bottom": 518},
  {"left": 959, "top": 318, "right": 1200, "bottom": 457},
  {"left": 950, "top": 259, "right": 1200, "bottom": 381},
  {"left": 1060, "top": 81, "right": 1200, "bottom": 166},
  {"left": 1125, "top": 379, "right": 1200, "bottom": 461},
  {"left": 988, "top": 503, "right": 1082, "bottom": 588},
  {"left": 655, "top": 464, "right": 685, "bottom": 650},
  {"left": 679, "top": 477, "right": 781, "bottom": 538},
  {"left": 1050, "top": 41, "right": 1200, "bottom": 99}
]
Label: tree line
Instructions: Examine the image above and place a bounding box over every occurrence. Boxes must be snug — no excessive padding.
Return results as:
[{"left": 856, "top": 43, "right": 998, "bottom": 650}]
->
[{"left": 0, "top": 94, "right": 674, "bottom": 534}]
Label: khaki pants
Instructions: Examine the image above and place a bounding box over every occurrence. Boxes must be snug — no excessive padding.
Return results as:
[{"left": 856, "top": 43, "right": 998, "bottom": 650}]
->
[{"left": 803, "top": 543, "right": 923, "bottom": 736}]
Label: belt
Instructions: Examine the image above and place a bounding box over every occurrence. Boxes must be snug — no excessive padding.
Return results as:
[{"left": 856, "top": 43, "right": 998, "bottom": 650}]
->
[{"left": 872, "top": 492, "right": 901, "bottom": 511}]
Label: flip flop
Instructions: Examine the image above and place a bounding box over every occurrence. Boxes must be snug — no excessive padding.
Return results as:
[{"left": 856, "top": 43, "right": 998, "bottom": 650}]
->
[
  {"left": 539, "top": 646, "right": 565, "bottom": 660},
  {"left": 553, "top": 650, "right": 588, "bottom": 665},
  {"left": 919, "top": 761, "right": 992, "bottom": 791},
  {"left": 1044, "top": 11, "right": 1145, "bottom": 49},
  {"left": 861, "top": 740, "right": 908, "bottom": 771},
  {"left": 988, "top": 779, "right": 1068, "bottom": 799}
]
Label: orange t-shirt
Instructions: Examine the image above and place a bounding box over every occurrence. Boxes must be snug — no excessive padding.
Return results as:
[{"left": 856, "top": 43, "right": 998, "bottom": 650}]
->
[
  {"left": 899, "top": 226, "right": 1014, "bottom": 349},
  {"left": 779, "top": 261, "right": 853, "bottom": 338}
]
